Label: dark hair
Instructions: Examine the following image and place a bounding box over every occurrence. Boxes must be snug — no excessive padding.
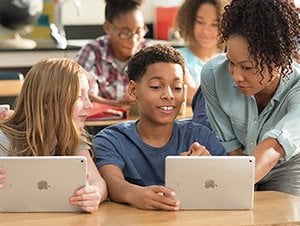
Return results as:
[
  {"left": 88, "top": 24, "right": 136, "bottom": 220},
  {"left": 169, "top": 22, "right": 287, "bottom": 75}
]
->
[
  {"left": 220, "top": 0, "right": 300, "bottom": 79},
  {"left": 127, "top": 44, "right": 186, "bottom": 82},
  {"left": 175, "top": 0, "right": 227, "bottom": 45},
  {"left": 104, "top": 0, "right": 143, "bottom": 22}
]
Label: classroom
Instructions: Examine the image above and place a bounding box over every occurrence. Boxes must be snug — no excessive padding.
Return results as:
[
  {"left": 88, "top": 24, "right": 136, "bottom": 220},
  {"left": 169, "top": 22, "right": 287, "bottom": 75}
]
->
[{"left": 0, "top": 0, "right": 300, "bottom": 225}]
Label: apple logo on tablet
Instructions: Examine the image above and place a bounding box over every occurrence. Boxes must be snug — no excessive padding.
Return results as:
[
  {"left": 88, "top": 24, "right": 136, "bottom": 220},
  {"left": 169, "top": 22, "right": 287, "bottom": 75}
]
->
[
  {"left": 37, "top": 180, "right": 51, "bottom": 190},
  {"left": 204, "top": 179, "right": 218, "bottom": 189}
]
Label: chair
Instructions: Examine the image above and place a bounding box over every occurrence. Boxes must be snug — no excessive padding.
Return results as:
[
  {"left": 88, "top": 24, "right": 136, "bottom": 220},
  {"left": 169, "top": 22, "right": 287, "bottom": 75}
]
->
[{"left": 0, "top": 71, "right": 24, "bottom": 80}]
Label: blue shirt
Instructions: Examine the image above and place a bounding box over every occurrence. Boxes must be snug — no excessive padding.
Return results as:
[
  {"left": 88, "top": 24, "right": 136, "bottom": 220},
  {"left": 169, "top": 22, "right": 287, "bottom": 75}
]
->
[
  {"left": 177, "top": 47, "right": 205, "bottom": 87},
  {"left": 192, "top": 86, "right": 211, "bottom": 129},
  {"left": 93, "top": 120, "right": 226, "bottom": 186},
  {"left": 201, "top": 54, "right": 300, "bottom": 160}
]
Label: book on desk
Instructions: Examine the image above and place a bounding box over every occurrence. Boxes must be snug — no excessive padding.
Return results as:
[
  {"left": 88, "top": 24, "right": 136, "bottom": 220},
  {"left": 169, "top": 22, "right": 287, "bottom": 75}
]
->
[{"left": 86, "top": 102, "right": 128, "bottom": 121}]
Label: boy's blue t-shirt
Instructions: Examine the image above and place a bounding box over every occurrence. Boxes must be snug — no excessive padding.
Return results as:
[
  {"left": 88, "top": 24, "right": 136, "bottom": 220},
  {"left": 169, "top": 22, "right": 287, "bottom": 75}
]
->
[{"left": 93, "top": 120, "right": 226, "bottom": 186}]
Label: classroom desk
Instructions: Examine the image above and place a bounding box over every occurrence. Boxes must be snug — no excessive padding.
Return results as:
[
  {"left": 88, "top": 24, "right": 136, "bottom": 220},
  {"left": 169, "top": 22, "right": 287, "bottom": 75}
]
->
[
  {"left": 84, "top": 105, "right": 193, "bottom": 127},
  {"left": 0, "top": 80, "right": 23, "bottom": 97},
  {"left": 1, "top": 191, "right": 299, "bottom": 226}
]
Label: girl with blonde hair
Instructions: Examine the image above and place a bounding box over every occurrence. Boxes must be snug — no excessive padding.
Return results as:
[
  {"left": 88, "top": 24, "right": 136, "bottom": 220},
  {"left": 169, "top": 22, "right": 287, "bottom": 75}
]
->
[{"left": 0, "top": 58, "right": 107, "bottom": 212}]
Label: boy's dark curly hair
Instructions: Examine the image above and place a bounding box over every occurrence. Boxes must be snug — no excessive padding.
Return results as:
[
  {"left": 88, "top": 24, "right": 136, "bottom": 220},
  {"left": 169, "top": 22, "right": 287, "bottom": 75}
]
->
[
  {"left": 127, "top": 44, "right": 186, "bottom": 82},
  {"left": 219, "top": 0, "right": 300, "bottom": 79},
  {"left": 104, "top": 0, "right": 144, "bottom": 22}
]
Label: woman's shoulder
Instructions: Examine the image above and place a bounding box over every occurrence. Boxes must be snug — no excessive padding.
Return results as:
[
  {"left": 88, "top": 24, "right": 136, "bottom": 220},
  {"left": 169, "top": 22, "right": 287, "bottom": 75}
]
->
[
  {"left": 204, "top": 53, "right": 228, "bottom": 69},
  {"left": 201, "top": 54, "right": 229, "bottom": 81},
  {"left": 293, "top": 62, "right": 300, "bottom": 76}
]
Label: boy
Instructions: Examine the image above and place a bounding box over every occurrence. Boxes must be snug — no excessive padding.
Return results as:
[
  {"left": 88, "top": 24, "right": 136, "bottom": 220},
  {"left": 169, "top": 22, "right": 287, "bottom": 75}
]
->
[
  {"left": 75, "top": 0, "right": 150, "bottom": 109},
  {"left": 93, "top": 44, "right": 226, "bottom": 211}
]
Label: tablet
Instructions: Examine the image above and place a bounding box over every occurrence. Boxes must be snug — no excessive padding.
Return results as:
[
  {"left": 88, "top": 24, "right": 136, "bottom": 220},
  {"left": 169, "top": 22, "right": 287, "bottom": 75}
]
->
[{"left": 0, "top": 156, "right": 87, "bottom": 212}]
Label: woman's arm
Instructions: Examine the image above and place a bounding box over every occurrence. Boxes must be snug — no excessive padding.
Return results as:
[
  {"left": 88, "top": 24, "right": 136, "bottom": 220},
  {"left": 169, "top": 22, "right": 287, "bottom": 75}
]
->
[
  {"left": 228, "top": 138, "right": 284, "bottom": 183},
  {"left": 251, "top": 138, "right": 285, "bottom": 183}
]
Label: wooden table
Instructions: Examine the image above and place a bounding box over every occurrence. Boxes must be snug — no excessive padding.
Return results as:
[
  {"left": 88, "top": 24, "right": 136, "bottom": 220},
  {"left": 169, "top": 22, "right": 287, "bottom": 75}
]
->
[
  {"left": 1, "top": 191, "right": 299, "bottom": 226},
  {"left": 0, "top": 80, "right": 23, "bottom": 97},
  {"left": 85, "top": 105, "right": 193, "bottom": 127}
]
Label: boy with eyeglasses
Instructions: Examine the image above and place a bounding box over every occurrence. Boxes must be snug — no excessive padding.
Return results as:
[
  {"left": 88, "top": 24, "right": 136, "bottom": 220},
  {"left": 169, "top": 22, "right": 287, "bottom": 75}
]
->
[{"left": 75, "top": 0, "right": 152, "bottom": 108}]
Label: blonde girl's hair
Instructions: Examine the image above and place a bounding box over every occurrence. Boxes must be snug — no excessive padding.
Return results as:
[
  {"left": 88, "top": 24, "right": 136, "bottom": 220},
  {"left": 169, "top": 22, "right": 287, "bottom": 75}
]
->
[{"left": 0, "top": 58, "right": 90, "bottom": 156}]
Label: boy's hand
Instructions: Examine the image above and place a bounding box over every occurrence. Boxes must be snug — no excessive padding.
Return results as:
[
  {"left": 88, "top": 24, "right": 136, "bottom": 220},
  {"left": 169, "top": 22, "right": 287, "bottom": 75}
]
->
[
  {"left": 180, "top": 142, "right": 211, "bottom": 156},
  {"left": 131, "top": 185, "right": 180, "bottom": 211},
  {"left": 70, "top": 183, "right": 101, "bottom": 213},
  {"left": 0, "top": 166, "right": 6, "bottom": 189}
]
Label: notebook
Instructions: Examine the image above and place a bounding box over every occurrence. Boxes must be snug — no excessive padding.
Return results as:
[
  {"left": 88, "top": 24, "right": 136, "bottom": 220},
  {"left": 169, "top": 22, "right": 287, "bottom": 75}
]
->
[
  {"left": 86, "top": 102, "right": 128, "bottom": 121},
  {"left": 165, "top": 156, "right": 255, "bottom": 210},
  {"left": 0, "top": 156, "right": 87, "bottom": 212}
]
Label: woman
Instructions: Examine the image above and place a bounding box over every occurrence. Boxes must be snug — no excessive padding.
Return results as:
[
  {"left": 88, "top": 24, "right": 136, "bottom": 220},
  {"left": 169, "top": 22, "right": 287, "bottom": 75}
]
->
[
  {"left": 199, "top": 0, "right": 300, "bottom": 195},
  {"left": 0, "top": 58, "right": 108, "bottom": 212}
]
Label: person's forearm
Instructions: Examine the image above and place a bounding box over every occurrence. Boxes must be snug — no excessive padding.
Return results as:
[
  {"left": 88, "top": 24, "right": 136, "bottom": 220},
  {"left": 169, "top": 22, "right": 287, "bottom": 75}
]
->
[
  {"left": 100, "top": 169, "right": 140, "bottom": 205},
  {"left": 89, "top": 94, "right": 132, "bottom": 108},
  {"left": 252, "top": 138, "right": 285, "bottom": 183},
  {"left": 89, "top": 94, "right": 117, "bottom": 106}
]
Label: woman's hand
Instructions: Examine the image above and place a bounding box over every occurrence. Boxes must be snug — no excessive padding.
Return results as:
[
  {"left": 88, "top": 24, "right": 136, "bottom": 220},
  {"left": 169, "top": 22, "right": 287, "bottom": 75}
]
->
[{"left": 70, "top": 182, "right": 101, "bottom": 213}]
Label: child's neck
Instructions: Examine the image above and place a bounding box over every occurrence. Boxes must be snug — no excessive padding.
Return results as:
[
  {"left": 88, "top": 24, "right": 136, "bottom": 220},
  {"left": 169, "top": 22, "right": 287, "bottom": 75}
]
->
[
  {"left": 136, "top": 120, "right": 173, "bottom": 148},
  {"left": 189, "top": 44, "right": 218, "bottom": 62}
]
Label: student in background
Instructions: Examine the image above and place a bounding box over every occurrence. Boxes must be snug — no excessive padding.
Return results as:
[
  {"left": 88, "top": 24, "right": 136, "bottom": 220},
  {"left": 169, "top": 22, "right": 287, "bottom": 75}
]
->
[
  {"left": 199, "top": 0, "right": 300, "bottom": 195},
  {"left": 0, "top": 58, "right": 108, "bottom": 212},
  {"left": 93, "top": 44, "right": 226, "bottom": 211},
  {"left": 175, "top": 0, "right": 227, "bottom": 88},
  {"left": 75, "top": 0, "right": 151, "bottom": 109}
]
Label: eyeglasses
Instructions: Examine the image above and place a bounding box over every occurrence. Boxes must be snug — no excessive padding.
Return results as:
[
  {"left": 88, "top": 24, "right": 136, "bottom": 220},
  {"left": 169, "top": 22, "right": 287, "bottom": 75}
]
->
[{"left": 110, "top": 23, "right": 148, "bottom": 39}]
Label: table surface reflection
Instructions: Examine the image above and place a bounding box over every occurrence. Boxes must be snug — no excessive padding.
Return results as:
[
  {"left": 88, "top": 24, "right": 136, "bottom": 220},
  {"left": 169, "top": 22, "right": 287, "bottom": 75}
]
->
[{"left": 1, "top": 191, "right": 300, "bottom": 226}]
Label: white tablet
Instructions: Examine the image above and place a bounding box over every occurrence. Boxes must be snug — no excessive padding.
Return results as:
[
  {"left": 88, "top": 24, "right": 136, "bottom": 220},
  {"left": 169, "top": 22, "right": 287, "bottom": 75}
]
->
[
  {"left": 165, "top": 156, "right": 255, "bottom": 210},
  {"left": 0, "top": 156, "right": 87, "bottom": 212}
]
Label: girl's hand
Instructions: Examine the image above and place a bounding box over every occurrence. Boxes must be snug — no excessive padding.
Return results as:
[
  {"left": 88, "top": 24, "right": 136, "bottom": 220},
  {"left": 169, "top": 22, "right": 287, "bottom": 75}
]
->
[
  {"left": 0, "top": 110, "right": 14, "bottom": 121},
  {"left": 0, "top": 166, "right": 6, "bottom": 189},
  {"left": 69, "top": 183, "right": 101, "bottom": 213}
]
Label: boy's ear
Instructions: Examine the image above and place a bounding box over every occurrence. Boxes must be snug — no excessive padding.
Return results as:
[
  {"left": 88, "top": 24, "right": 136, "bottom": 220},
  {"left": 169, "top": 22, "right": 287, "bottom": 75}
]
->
[
  {"left": 128, "top": 80, "right": 137, "bottom": 100},
  {"left": 103, "top": 21, "right": 111, "bottom": 34}
]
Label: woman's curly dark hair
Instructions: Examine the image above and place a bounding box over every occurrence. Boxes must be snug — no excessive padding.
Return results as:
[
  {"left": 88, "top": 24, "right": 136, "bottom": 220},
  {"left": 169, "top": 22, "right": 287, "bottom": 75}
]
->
[
  {"left": 219, "top": 0, "right": 300, "bottom": 80},
  {"left": 127, "top": 44, "right": 185, "bottom": 82}
]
